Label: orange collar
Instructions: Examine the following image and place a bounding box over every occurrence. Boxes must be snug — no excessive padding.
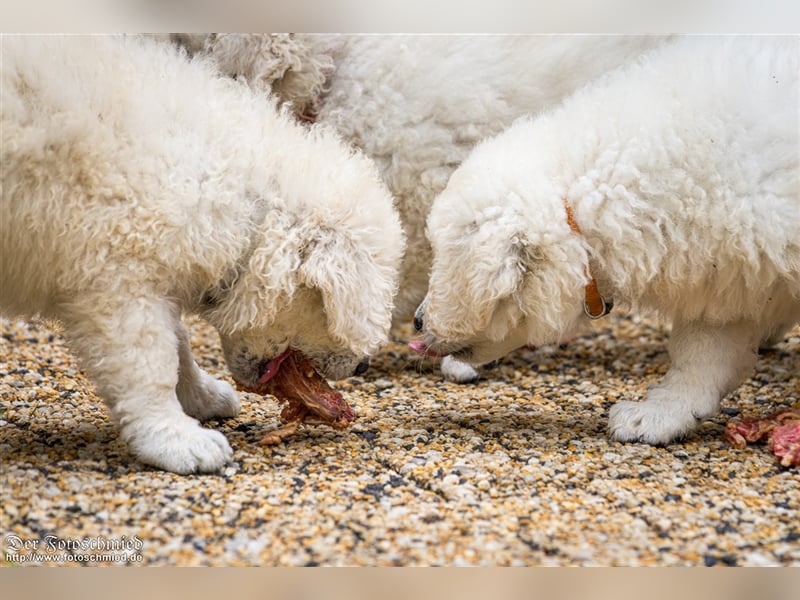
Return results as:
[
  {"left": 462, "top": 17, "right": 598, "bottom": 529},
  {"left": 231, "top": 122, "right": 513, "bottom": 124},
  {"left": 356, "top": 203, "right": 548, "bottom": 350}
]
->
[{"left": 563, "top": 201, "right": 612, "bottom": 319}]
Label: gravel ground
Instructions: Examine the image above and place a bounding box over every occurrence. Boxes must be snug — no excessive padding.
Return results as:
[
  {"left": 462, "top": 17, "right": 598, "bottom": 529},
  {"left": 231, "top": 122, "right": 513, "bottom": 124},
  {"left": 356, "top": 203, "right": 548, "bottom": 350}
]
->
[{"left": 1, "top": 313, "right": 798, "bottom": 566}]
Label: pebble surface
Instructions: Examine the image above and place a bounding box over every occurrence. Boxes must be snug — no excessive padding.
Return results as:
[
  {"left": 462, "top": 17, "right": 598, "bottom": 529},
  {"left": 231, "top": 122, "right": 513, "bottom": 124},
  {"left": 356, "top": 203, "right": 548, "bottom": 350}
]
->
[{"left": 1, "top": 314, "right": 798, "bottom": 566}]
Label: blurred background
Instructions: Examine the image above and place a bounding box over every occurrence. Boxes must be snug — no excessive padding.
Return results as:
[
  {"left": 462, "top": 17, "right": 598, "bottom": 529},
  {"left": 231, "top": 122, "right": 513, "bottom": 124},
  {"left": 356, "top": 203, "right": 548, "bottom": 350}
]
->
[{"left": 2, "top": 0, "right": 799, "bottom": 33}]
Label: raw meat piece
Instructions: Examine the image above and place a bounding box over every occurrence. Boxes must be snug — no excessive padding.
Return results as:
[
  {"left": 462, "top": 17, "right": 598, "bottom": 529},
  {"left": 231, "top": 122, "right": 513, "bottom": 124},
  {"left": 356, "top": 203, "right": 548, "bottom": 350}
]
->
[
  {"left": 724, "top": 409, "right": 800, "bottom": 467},
  {"left": 769, "top": 421, "right": 800, "bottom": 467},
  {"left": 238, "top": 349, "right": 356, "bottom": 445}
]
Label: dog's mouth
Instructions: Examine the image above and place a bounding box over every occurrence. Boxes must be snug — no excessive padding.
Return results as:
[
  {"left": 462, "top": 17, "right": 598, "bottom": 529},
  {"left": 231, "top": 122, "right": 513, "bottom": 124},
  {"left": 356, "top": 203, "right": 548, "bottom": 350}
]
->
[
  {"left": 407, "top": 339, "right": 444, "bottom": 357},
  {"left": 257, "top": 350, "right": 292, "bottom": 385}
]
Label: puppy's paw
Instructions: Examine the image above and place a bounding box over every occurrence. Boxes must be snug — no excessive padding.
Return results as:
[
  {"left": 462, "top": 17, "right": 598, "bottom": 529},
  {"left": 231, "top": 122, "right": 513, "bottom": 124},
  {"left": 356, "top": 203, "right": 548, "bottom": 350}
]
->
[
  {"left": 124, "top": 415, "right": 234, "bottom": 474},
  {"left": 758, "top": 323, "right": 792, "bottom": 350},
  {"left": 178, "top": 370, "right": 241, "bottom": 421},
  {"left": 608, "top": 398, "right": 699, "bottom": 445},
  {"left": 441, "top": 355, "right": 479, "bottom": 384}
]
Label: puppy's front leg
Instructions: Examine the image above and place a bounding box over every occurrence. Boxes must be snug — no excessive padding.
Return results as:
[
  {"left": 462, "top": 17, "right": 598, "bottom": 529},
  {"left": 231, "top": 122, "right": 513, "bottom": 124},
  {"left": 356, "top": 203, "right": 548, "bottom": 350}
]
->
[
  {"left": 441, "top": 355, "right": 480, "bottom": 383},
  {"left": 63, "top": 299, "right": 233, "bottom": 474},
  {"left": 609, "top": 318, "right": 759, "bottom": 444},
  {"left": 175, "top": 320, "right": 240, "bottom": 421}
]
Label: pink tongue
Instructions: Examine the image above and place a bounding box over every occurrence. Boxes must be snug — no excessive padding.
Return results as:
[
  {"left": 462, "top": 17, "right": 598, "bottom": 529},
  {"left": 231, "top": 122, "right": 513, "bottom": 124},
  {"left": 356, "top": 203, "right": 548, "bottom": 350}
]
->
[
  {"left": 259, "top": 350, "right": 291, "bottom": 384},
  {"left": 408, "top": 339, "right": 442, "bottom": 357}
]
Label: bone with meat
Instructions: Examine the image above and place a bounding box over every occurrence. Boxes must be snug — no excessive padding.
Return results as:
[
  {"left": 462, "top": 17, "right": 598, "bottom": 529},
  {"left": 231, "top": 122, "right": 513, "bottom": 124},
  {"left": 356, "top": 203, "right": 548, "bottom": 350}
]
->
[{"left": 238, "top": 349, "right": 356, "bottom": 445}]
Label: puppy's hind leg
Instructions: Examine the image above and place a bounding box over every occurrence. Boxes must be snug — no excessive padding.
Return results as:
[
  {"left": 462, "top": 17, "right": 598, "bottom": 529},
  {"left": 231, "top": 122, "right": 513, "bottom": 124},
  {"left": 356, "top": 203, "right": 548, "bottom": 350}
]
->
[
  {"left": 609, "top": 318, "right": 759, "bottom": 445},
  {"left": 175, "top": 320, "right": 240, "bottom": 421},
  {"left": 62, "top": 298, "right": 233, "bottom": 474}
]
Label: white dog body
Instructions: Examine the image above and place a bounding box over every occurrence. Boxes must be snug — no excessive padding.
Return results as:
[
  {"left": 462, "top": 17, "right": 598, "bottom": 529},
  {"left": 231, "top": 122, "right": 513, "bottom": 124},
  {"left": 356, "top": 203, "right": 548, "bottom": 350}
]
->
[
  {"left": 312, "top": 35, "right": 667, "bottom": 319},
  {"left": 1, "top": 35, "right": 404, "bottom": 473},
  {"left": 173, "top": 34, "right": 666, "bottom": 381},
  {"left": 416, "top": 36, "right": 799, "bottom": 444}
]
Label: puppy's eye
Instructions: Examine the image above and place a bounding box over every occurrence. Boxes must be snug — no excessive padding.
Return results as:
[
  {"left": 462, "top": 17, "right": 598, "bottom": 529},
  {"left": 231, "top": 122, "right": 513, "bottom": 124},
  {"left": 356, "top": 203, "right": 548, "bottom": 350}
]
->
[
  {"left": 201, "top": 289, "right": 221, "bottom": 308},
  {"left": 202, "top": 270, "right": 239, "bottom": 308}
]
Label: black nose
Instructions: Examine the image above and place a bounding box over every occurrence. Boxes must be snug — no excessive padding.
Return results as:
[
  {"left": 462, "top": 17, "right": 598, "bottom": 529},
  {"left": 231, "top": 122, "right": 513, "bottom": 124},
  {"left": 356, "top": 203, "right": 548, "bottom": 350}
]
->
[
  {"left": 354, "top": 359, "right": 370, "bottom": 376},
  {"left": 413, "top": 314, "right": 423, "bottom": 332}
]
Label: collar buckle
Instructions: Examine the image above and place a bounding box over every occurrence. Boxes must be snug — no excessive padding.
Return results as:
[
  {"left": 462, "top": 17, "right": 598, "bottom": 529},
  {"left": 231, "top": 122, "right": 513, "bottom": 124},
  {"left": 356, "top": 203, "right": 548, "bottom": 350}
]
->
[
  {"left": 583, "top": 295, "right": 613, "bottom": 320},
  {"left": 563, "top": 200, "right": 613, "bottom": 321}
]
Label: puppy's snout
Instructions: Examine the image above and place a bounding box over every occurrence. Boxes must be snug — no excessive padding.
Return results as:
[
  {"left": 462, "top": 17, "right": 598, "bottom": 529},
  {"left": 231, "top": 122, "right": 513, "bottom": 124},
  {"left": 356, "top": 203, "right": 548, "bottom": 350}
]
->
[
  {"left": 353, "top": 359, "right": 370, "bottom": 376},
  {"left": 413, "top": 312, "right": 424, "bottom": 332}
]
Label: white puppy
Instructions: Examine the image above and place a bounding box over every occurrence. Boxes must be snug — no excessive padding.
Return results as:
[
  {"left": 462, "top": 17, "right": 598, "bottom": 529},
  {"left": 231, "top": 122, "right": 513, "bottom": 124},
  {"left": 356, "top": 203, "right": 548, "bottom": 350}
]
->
[
  {"left": 167, "top": 34, "right": 666, "bottom": 382},
  {"left": 414, "top": 36, "right": 799, "bottom": 445},
  {"left": 1, "top": 35, "right": 404, "bottom": 473}
]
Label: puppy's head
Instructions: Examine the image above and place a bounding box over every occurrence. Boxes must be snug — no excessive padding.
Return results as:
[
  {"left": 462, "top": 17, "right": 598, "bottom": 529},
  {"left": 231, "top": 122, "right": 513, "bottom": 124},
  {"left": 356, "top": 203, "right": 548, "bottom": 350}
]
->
[
  {"left": 173, "top": 33, "right": 334, "bottom": 116},
  {"left": 201, "top": 139, "right": 404, "bottom": 388},
  {"left": 412, "top": 149, "right": 591, "bottom": 366}
]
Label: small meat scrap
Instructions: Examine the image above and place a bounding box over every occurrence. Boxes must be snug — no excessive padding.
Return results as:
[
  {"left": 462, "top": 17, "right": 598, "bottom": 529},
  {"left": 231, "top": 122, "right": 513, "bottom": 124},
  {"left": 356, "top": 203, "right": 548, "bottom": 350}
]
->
[
  {"left": 239, "top": 349, "right": 356, "bottom": 445},
  {"left": 724, "top": 408, "right": 800, "bottom": 467},
  {"left": 769, "top": 421, "right": 800, "bottom": 467}
]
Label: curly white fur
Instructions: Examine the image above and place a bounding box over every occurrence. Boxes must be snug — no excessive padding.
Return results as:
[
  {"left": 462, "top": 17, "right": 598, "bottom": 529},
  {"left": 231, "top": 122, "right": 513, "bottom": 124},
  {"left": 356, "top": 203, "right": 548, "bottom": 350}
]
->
[
  {"left": 1, "top": 35, "right": 404, "bottom": 473},
  {"left": 169, "top": 33, "right": 334, "bottom": 116},
  {"left": 416, "top": 36, "right": 800, "bottom": 444},
  {"left": 173, "top": 33, "right": 666, "bottom": 382}
]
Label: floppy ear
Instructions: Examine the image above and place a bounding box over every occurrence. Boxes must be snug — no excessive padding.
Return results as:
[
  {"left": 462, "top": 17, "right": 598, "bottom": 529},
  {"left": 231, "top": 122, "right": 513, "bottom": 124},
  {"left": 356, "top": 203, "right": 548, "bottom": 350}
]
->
[
  {"left": 299, "top": 228, "right": 397, "bottom": 356},
  {"left": 206, "top": 210, "right": 303, "bottom": 334},
  {"left": 426, "top": 210, "right": 536, "bottom": 340}
]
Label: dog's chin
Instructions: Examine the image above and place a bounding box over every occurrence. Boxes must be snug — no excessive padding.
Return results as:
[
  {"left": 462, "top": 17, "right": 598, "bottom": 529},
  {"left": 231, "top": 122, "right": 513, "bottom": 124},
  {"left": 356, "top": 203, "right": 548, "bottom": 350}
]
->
[
  {"left": 301, "top": 350, "right": 365, "bottom": 381},
  {"left": 448, "top": 345, "right": 494, "bottom": 366},
  {"left": 409, "top": 338, "right": 473, "bottom": 361},
  {"left": 450, "top": 334, "right": 534, "bottom": 366}
]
